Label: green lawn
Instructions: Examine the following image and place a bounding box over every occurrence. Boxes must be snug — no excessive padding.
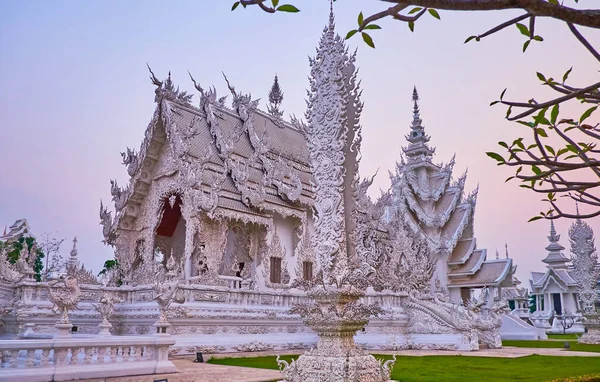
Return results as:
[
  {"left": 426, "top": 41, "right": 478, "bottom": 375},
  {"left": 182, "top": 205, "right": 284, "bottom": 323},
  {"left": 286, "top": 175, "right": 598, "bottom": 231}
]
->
[
  {"left": 208, "top": 354, "right": 600, "bottom": 382},
  {"left": 548, "top": 334, "right": 580, "bottom": 340},
  {"left": 502, "top": 340, "right": 600, "bottom": 353}
]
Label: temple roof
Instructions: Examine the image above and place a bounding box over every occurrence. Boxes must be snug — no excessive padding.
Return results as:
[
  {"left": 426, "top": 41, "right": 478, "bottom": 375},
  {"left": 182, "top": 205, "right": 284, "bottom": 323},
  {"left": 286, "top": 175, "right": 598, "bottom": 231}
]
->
[
  {"left": 541, "top": 219, "right": 570, "bottom": 268},
  {"left": 448, "top": 258, "right": 513, "bottom": 287},
  {"left": 108, "top": 75, "right": 315, "bottom": 235},
  {"left": 0, "top": 218, "right": 34, "bottom": 243}
]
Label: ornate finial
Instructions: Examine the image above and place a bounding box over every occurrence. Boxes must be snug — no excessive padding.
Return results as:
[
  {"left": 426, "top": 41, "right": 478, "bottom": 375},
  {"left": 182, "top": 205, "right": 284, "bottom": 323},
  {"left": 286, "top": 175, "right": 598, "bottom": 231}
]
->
[
  {"left": 70, "top": 237, "right": 78, "bottom": 258},
  {"left": 147, "top": 63, "right": 162, "bottom": 88},
  {"left": 575, "top": 201, "right": 580, "bottom": 218},
  {"left": 495, "top": 249, "right": 499, "bottom": 260},
  {"left": 505, "top": 243, "right": 509, "bottom": 259},
  {"left": 267, "top": 74, "right": 284, "bottom": 119},
  {"left": 403, "top": 86, "right": 434, "bottom": 161},
  {"left": 550, "top": 218, "right": 557, "bottom": 239}
]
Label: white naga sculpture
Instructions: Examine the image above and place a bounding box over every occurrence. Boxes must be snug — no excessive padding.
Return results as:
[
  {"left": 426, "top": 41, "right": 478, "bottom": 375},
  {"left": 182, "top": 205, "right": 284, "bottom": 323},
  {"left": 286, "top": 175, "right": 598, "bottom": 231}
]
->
[
  {"left": 570, "top": 208, "right": 600, "bottom": 344},
  {"left": 277, "top": 9, "right": 395, "bottom": 381}
]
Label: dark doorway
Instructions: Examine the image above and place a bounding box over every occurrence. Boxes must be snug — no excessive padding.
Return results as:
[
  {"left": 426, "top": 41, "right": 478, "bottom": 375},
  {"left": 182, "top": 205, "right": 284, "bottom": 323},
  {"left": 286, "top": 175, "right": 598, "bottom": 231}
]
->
[{"left": 552, "top": 293, "right": 562, "bottom": 315}]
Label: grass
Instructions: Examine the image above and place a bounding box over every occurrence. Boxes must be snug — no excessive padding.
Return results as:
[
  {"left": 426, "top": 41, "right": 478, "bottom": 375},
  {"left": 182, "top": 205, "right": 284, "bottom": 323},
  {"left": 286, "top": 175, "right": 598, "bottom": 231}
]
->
[
  {"left": 548, "top": 334, "right": 580, "bottom": 340},
  {"left": 208, "top": 354, "right": 600, "bottom": 382},
  {"left": 502, "top": 340, "right": 600, "bottom": 353}
]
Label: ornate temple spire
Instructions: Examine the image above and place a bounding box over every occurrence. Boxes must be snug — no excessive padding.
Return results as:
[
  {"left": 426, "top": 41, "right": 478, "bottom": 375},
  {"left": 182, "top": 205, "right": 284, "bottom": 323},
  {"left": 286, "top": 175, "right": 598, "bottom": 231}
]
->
[
  {"left": 267, "top": 74, "right": 284, "bottom": 119},
  {"left": 67, "top": 236, "right": 79, "bottom": 270},
  {"left": 505, "top": 243, "right": 509, "bottom": 259},
  {"left": 495, "top": 249, "right": 499, "bottom": 260},
  {"left": 542, "top": 217, "right": 569, "bottom": 268},
  {"left": 403, "top": 87, "right": 435, "bottom": 162}
]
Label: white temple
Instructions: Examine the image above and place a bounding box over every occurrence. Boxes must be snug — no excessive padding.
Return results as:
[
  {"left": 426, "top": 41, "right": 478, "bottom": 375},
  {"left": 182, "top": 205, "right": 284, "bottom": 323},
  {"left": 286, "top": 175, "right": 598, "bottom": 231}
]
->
[
  {"left": 529, "top": 216, "right": 599, "bottom": 334},
  {"left": 0, "top": 9, "right": 530, "bottom": 381}
]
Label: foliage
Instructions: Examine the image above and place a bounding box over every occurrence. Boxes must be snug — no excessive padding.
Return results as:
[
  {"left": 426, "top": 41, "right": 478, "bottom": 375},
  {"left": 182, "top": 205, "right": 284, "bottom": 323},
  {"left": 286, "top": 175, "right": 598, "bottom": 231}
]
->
[
  {"left": 529, "top": 293, "right": 537, "bottom": 313},
  {"left": 38, "top": 233, "right": 65, "bottom": 280},
  {"left": 231, "top": 0, "right": 600, "bottom": 221},
  {"left": 98, "top": 258, "right": 122, "bottom": 286},
  {"left": 209, "top": 354, "right": 600, "bottom": 382},
  {"left": 6, "top": 236, "right": 45, "bottom": 282}
]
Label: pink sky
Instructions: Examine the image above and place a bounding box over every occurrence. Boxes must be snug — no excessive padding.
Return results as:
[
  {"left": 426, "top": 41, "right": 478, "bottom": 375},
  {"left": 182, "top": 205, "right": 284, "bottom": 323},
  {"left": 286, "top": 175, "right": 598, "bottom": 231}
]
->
[{"left": 0, "top": 1, "right": 598, "bottom": 285}]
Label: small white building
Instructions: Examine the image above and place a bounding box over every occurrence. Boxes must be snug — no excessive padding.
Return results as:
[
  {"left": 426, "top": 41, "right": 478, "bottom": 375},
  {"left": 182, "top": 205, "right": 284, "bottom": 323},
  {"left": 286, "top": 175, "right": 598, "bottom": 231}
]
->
[{"left": 530, "top": 220, "right": 583, "bottom": 333}]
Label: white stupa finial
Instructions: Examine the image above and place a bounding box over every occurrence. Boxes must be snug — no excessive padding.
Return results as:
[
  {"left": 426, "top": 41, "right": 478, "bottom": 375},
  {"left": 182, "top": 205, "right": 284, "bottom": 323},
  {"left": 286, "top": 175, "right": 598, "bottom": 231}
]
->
[
  {"left": 495, "top": 249, "right": 499, "bottom": 260},
  {"left": 505, "top": 243, "right": 509, "bottom": 259},
  {"left": 70, "top": 237, "right": 78, "bottom": 259}
]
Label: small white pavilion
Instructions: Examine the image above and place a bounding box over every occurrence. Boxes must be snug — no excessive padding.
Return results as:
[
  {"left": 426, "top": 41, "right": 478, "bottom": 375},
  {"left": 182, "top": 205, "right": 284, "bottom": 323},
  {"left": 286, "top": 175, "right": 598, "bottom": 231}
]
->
[{"left": 530, "top": 220, "right": 583, "bottom": 333}]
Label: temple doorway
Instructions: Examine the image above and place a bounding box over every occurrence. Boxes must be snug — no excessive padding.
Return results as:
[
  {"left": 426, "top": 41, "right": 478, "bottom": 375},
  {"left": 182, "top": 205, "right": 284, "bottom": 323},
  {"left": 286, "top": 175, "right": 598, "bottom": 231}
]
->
[
  {"left": 552, "top": 293, "right": 562, "bottom": 315},
  {"left": 153, "top": 194, "right": 186, "bottom": 267}
]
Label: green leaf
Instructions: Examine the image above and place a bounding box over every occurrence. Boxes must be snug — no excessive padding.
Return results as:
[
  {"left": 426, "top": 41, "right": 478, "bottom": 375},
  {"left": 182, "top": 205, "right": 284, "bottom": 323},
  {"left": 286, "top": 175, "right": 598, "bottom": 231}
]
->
[
  {"left": 536, "top": 72, "right": 546, "bottom": 82},
  {"left": 362, "top": 32, "right": 375, "bottom": 48},
  {"left": 562, "top": 67, "right": 573, "bottom": 83},
  {"left": 358, "top": 12, "right": 364, "bottom": 26},
  {"left": 486, "top": 152, "right": 505, "bottom": 163},
  {"left": 408, "top": 21, "right": 415, "bottom": 32},
  {"left": 505, "top": 176, "right": 515, "bottom": 182},
  {"left": 272, "top": 0, "right": 279, "bottom": 7},
  {"left": 516, "top": 166, "right": 523, "bottom": 175},
  {"left": 464, "top": 36, "right": 477, "bottom": 44},
  {"left": 550, "top": 104, "right": 559, "bottom": 125},
  {"left": 580, "top": 106, "right": 598, "bottom": 123},
  {"left": 490, "top": 100, "right": 499, "bottom": 106},
  {"left": 548, "top": 0, "right": 559, "bottom": 3},
  {"left": 506, "top": 106, "right": 513, "bottom": 118},
  {"left": 535, "top": 128, "right": 548, "bottom": 137},
  {"left": 408, "top": 7, "right": 422, "bottom": 14},
  {"left": 346, "top": 30, "right": 358, "bottom": 40},
  {"left": 363, "top": 24, "right": 382, "bottom": 30},
  {"left": 500, "top": 88, "right": 507, "bottom": 100},
  {"left": 516, "top": 23, "right": 530, "bottom": 37},
  {"left": 533, "top": 35, "right": 544, "bottom": 42},
  {"left": 277, "top": 4, "right": 300, "bottom": 12},
  {"left": 544, "top": 145, "right": 556, "bottom": 156},
  {"left": 498, "top": 141, "right": 508, "bottom": 149},
  {"left": 523, "top": 40, "right": 531, "bottom": 52},
  {"left": 528, "top": 216, "right": 544, "bottom": 222},
  {"left": 556, "top": 148, "right": 569, "bottom": 157},
  {"left": 428, "top": 9, "right": 441, "bottom": 20},
  {"left": 532, "top": 165, "right": 542, "bottom": 175},
  {"left": 232, "top": 1, "right": 240, "bottom": 11}
]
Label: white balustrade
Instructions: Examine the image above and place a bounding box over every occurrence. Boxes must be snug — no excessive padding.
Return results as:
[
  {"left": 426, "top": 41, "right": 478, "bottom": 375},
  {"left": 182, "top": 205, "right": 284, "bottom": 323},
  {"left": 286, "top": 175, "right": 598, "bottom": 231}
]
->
[{"left": 0, "top": 336, "right": 176, "bottom": 382}]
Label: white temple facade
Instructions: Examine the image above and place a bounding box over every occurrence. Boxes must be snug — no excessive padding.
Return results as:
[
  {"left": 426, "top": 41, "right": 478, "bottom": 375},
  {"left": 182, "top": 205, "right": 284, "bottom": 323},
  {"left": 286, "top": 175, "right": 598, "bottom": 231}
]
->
[{"left": 0, "top": 13, "right": 516, "bottom": 363}]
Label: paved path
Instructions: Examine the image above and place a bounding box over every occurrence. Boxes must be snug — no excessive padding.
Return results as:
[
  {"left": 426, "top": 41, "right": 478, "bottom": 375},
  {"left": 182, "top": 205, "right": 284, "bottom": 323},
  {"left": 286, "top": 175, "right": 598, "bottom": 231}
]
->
[{"left": 81, "top": 347, "right": 600, "bottom": 382}]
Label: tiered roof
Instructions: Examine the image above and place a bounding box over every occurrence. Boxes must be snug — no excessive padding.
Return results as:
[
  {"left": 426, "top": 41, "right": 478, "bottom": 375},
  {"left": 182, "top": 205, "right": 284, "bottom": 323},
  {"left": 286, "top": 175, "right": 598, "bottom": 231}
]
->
[
  {"left": 530, "top": 220, "right": 579, "bottom": 293},
  {"left": 391, "top": 88, "right": 513, "bottom": 289},
  {"left": 0, "top": 219, "right": 34, "bottom": 243},
  {"left": 106, "top": 72, "right": 314, "bottom": 238}
]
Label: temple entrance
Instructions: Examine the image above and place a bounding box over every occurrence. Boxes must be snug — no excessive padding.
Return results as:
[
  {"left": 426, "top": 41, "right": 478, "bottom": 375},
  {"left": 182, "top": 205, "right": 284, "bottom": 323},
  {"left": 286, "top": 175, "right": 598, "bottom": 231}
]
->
[
  {"left": 153, "top": 194, "right": 186, "bottom": 267},
  {"left": 552, "top": 293, "right": 562, "bottom": 315}
]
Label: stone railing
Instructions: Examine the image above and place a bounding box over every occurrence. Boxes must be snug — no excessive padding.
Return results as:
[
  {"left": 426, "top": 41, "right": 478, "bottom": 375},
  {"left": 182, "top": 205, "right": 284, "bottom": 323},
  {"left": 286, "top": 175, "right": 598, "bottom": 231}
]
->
[
  {"left": 0, "top": 335, "right": 176, "bottom": 382},
  {"left": 218, "top": 275, "right": 253, "bottom": 290}
]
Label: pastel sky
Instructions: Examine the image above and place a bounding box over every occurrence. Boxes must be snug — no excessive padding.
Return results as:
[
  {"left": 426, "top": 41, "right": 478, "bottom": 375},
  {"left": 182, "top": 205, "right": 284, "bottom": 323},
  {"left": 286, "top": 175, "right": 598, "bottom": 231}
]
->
[{"left": 1, "top": 0, "right": 598, "bottom": 285}]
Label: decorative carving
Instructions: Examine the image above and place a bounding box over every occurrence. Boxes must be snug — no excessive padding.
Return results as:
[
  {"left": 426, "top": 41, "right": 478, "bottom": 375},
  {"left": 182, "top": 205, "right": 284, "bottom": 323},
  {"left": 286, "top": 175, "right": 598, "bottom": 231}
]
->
[
  {"left": 233, "top": 341, "right": 274, "bottom": 352},
  {"left": 47, "top": 275, "right": 81, "bottom": 324},
  {"left": 262, "top": 230, "right": 291, "bottom": 289}
]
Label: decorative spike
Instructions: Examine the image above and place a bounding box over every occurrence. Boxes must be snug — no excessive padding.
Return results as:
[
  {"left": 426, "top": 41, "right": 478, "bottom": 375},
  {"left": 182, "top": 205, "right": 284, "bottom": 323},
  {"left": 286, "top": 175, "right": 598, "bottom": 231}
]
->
[
  {"left": 505, "top": 243, "right": 509, "bottom": 259},
  {"left": 495, "top": 249, "right": 499, "bottom": 260}
]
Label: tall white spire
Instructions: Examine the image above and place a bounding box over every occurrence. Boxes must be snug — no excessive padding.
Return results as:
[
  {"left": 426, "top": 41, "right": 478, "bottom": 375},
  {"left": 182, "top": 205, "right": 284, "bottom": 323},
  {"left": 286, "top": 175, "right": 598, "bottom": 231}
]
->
[
  {"left": 403, "top": 87, "right": 434, "bottom": 162},
  {"left": 542, "top": 219, "right": 569, "bottom": 269}
]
